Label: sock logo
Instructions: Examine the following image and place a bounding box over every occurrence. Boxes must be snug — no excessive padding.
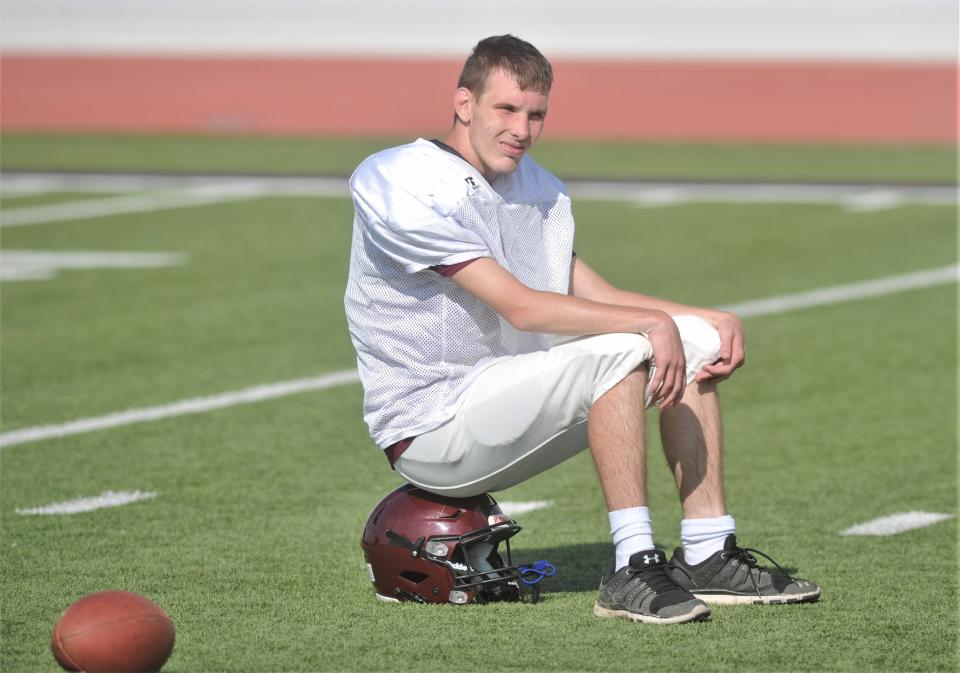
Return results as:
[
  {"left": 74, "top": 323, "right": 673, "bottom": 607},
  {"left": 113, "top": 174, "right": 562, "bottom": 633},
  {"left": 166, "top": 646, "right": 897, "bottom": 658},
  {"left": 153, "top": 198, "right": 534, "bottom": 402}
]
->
[{"left": 643, "top": 553, "right": 660, "bottom": 564}]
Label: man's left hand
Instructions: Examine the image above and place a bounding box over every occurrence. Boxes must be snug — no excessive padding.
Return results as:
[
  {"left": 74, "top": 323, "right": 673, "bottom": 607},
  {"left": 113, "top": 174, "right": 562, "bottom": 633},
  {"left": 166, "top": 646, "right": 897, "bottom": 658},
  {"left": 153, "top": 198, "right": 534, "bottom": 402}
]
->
[{"left": 696, "top": 312, "right": 746, "bottom": 383}]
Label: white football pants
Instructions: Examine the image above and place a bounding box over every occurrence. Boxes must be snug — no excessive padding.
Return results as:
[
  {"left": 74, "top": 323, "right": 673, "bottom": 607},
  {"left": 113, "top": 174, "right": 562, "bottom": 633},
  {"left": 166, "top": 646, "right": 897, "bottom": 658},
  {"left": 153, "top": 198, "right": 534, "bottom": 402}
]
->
[{"left": 394, "top": 315, "right": 722, "bottom": 498}]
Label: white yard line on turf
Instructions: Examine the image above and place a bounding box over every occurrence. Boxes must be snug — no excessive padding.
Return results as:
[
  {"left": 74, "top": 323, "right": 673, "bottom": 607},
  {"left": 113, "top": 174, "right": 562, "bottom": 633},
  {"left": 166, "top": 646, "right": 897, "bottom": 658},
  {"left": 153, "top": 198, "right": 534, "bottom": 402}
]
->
[
  {"left": 0, "top": 250, "right": 187, "bottom": 281},
  {"left": 839, "top": 511, "right": 955, "bottom": 536},
  {"left": 15, "top": 490, "right": 158, "bottom": 515},
  {"left": 499, "top": 501, "right": 554, "bottom": 516},
  {"left": 0, "top": 264, "right": 956, "bottom": 451},
  {"left": 0, "top": 371, "right": 361, "bottom": 450},
  {"left": 0, "top": 181, "right": 267, "bottom": 227},
  {"left": 718, "top": 264, "right": 959, "bottom": 318}
]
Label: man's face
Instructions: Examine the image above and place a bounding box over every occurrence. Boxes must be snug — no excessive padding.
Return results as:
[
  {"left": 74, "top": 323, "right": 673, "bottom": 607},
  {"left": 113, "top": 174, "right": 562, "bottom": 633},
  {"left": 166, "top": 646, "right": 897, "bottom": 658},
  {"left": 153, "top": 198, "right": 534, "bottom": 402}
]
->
[{"left": 455, "top": 69, "right": 549, "bottom": 182}]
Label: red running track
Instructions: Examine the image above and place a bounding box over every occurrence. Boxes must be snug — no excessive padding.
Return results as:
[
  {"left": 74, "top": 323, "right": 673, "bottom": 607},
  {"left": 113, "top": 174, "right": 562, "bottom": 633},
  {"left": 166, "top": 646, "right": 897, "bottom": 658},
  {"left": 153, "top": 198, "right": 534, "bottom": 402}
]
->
[{"left": 1, "top": 55, "right": 955, "bottom": 143}]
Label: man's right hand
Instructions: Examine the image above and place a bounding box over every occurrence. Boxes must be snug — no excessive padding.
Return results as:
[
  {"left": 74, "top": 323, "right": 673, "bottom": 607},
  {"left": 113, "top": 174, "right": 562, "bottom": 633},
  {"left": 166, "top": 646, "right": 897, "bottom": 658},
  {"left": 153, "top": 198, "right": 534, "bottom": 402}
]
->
[
  {"left": 448, "top": 258, "right": 687, "bottom": 404},
  {"left": 643, "top": 312, "right": 686, "bottom": 409}
]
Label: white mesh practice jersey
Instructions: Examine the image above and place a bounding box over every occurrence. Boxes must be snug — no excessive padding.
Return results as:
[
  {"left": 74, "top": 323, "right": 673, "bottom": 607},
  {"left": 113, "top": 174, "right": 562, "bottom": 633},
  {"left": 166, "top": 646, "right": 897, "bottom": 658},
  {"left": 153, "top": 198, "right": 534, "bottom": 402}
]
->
[{"left": 345, "top": 138, "right": 575, "bottom": 449}]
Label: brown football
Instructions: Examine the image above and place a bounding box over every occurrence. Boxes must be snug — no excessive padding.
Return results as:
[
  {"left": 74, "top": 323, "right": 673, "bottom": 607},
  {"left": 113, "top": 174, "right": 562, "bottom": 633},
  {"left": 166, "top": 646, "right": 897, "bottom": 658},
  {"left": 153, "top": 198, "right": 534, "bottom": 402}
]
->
[{"left": 51, "top": 591, "right": 175, "bottom": 673}]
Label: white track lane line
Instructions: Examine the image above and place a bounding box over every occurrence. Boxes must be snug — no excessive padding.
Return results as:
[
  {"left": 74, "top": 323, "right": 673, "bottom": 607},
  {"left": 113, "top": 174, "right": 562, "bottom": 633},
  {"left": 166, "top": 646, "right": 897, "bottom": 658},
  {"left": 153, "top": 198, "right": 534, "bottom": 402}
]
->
[
  {"left": 0, "top": 181, "right": 267, "bottom": 227},
  {"left": 16, "top": 490, "right": 158, "bottom": 515},
  {"left": 0, "top": 264, "right": 955, "bottom": 450},
  {"left": 0, "top": 173, "right": 351, "bottom": 198},
  {"left": 839, "top": 511, "right": 954, "bottom": 536},
  {"left": 1, "top": 172, "right": 956, "bottom": 206}
]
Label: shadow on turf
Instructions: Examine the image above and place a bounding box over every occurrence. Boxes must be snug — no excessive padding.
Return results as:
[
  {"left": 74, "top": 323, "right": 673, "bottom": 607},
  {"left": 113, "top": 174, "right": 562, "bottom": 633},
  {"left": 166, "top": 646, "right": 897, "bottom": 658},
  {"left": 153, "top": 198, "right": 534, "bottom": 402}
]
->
[
  {"left": 514, "top": 543, "right": 800, "bottom": 593},
  {"left": 514, "top": 543, "right": 611, "bottom": 593}
]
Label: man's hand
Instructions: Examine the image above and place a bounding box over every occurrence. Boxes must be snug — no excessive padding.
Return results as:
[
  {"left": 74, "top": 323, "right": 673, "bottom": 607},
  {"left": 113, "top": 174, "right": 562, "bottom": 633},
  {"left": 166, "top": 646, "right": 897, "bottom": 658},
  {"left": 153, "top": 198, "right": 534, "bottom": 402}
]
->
[
  {"left": 645, "top": 313, "right": 687, "bottom": 409},
  {"left": 696, "top": 312, "right": 746, "bottom": 383}
]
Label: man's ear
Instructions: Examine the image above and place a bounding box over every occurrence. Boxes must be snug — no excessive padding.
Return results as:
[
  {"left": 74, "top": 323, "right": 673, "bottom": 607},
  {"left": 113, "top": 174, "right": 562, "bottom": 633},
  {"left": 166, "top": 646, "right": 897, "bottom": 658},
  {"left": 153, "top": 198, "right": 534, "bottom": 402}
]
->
[{"left": 453, "top": 87, "right": 473, "bottom": 125}]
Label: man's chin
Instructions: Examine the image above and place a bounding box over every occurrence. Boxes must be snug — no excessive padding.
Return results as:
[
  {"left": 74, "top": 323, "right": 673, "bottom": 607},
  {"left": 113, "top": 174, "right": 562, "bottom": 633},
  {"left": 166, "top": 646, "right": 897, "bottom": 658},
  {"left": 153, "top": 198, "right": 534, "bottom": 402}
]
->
[
  {"left": 481, "top": 153, "right": 524, "bottom": 182},
  {"left": 494, "top": 156, "right": 523, "bottom": 177}
]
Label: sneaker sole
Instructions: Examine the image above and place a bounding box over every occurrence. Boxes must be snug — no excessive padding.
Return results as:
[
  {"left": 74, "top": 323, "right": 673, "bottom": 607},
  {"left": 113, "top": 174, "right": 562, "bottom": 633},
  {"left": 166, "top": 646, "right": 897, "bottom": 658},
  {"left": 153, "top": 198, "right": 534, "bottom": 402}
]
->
[
  {"left": 593, "top": 601, "right": 711, "bottom": 624},
  {"left": 692, "top": 588, "right": 821, "bottom": 605}
]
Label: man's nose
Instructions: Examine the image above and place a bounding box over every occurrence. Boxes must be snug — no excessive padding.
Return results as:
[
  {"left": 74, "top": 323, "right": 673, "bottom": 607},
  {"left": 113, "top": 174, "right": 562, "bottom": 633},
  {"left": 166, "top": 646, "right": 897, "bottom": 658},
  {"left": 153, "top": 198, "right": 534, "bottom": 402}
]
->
[{"left": 510, "top": 114, "right": 531, "bottom": 141}]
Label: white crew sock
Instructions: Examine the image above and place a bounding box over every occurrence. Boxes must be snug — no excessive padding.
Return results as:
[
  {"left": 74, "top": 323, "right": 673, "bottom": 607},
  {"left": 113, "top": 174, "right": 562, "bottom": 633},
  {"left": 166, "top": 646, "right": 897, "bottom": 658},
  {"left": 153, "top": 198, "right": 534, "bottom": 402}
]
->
[
  {"left": 680, "top": 514, "right": 736, "bottom": 566},
  {"left": 608, "top": 506, "right": 654, "bottom": 571}
]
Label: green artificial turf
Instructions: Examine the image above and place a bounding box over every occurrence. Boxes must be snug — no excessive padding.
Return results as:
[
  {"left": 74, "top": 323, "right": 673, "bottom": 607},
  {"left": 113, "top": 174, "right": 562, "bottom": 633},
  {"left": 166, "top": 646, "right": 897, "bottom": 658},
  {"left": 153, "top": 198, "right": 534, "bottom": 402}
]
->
[
  {"left": 1, "top": 137, "right": 957, "bottom": 672},
  {"left": 2, "top": 133, "right": 956, "bottom": 183},
  {"left": 1, "top": 196, "right": 356, "bottom": 427}
]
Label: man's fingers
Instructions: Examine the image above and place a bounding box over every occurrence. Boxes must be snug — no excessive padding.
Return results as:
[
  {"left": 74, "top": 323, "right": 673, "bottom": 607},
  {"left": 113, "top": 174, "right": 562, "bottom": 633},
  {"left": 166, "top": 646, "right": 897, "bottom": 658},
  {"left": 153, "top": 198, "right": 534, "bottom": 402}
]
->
[
  {"left": 704, "top": 371, "right": 731, "bottom": 384},
  {"left": 648, "top": 369, "right": 665, "bottom": 403},
  {"left": 695, "top": 366, "right": 722, "bottom": 382},
  {"left": 704, "top": 360, "right": 733, "bottom": 374},
  {"left": 718, "top": 318, "right": 748, "bottom": 367},
  {"left": 655, "top": 379, "right": 672, "bottom": 406},
  {"left": 668, "top": 371, "right": 685, "bottom": 407},
  {"left": 655, "top": 362, "right": 684, "bottom": 409},
  {"left": 691, "top": 314, "right": 746, "bottom": 384},
  {"left": 719, "top": 327, "right": 734, "bottom": 358},
  {"left": 697, "top": 358, "right": 737, "bottom": 383},
  {"left": 651, "top": 366, "right": 669, "bottom": 405},
  {"left": 701, "top": 364, "right": 733, "bottom": 380}
]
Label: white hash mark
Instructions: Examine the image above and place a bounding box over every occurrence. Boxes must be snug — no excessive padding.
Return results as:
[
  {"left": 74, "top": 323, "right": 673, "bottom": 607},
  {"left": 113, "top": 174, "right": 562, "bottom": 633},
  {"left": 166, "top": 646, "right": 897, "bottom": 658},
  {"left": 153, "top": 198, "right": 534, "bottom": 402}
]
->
[
  {"left": 16, "top": 490, "right": 158, "bottom": 515},
  {"left": 839, "top": 511, "right": 954, "bottom": 536}
]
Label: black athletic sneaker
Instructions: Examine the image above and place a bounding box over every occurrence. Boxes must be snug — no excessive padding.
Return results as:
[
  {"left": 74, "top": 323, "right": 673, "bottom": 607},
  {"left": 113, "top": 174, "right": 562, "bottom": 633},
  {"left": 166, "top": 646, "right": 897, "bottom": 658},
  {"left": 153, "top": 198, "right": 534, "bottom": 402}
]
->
[
  {"left": 666, "top": 534, "right": 821, "bottom": 605},
  {"left": 594, "top": 548, "right": 711, "bottom": 624}
]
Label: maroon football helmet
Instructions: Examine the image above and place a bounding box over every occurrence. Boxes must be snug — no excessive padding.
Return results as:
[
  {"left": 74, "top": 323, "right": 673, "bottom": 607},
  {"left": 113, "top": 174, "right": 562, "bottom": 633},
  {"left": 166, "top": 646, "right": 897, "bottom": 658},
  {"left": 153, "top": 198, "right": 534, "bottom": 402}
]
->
[{"left": 362, "top": 484, "right": 526, "bottom": 604}]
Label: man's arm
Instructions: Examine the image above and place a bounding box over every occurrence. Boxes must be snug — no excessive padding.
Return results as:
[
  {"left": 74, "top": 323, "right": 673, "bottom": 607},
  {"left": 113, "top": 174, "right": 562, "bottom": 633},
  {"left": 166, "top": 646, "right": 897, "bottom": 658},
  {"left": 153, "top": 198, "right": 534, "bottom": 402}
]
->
[
  {"left": 448, "top": 257, "right": 687, "bottom": 408},
  {"left": 570, "top": 255, "right": 746, "bottom": 382}
]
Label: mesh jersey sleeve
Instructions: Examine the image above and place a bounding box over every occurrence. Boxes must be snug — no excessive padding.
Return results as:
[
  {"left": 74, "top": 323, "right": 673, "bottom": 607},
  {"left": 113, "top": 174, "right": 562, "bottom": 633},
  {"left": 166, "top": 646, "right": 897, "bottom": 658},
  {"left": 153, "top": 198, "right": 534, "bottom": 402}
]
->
[
  {"left": 432, "top": 258, "right": 480, "bottom": 277},
  {"left": 351, "top": 165, "right": 492, "bottom": 274}
]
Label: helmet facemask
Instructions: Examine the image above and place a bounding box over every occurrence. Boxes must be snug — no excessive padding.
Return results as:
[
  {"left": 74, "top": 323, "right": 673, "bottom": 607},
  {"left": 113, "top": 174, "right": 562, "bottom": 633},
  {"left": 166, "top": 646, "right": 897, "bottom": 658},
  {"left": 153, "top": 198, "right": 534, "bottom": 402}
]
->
[{"left": 394, "top": 519, "right": 524, "bottom": 604}]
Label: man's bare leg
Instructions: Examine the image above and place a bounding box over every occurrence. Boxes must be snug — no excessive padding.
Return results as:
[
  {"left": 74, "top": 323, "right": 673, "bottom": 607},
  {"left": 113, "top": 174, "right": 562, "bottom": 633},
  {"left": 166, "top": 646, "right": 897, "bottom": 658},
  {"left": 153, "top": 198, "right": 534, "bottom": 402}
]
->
[
  {"left": 659, "top": 379, "right": 735, "bottom": 565},
  {"left": 588, "top": 365, "right": 660, "bottom": 571},
  {"left": 588, "top": 366, "right": 649, "bottom": 511},
  {"left": 589, "top": 365, "right": 711, "bottom": 623},
  {"left": 659, "top": 379, "right": 726, "bottom": 519},
  {"left": 659, "top": 380, "right": 822, "bottom": 603}
]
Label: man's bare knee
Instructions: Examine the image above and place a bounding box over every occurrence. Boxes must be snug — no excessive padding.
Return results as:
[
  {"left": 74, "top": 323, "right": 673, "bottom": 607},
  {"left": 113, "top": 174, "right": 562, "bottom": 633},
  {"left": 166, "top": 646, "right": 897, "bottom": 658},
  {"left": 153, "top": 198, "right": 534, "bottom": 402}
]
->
[{"left": 598, "top": 362, "right": 648, "bottom": 402}]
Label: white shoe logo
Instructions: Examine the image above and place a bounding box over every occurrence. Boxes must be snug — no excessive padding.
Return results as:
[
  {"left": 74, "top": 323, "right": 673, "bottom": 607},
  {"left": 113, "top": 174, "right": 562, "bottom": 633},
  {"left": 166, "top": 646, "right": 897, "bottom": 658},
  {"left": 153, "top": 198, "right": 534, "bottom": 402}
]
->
[{"left": 643, "top": 554, "right": 660, "bottom": 564}]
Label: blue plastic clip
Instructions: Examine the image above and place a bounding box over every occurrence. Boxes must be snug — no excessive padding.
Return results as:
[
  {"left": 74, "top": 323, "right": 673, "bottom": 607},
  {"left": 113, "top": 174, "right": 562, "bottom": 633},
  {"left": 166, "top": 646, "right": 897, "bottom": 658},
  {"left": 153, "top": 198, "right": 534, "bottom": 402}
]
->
[{"left": 518, "top": 560, "right": 557, "bottom": 586}]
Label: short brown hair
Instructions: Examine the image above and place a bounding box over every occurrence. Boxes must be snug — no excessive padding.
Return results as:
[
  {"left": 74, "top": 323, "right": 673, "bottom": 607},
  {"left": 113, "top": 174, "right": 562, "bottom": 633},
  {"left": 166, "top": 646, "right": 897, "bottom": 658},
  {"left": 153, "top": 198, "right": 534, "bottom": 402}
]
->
[{"left": 457, "top": 35, "right": 553, "bottom": 97}]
